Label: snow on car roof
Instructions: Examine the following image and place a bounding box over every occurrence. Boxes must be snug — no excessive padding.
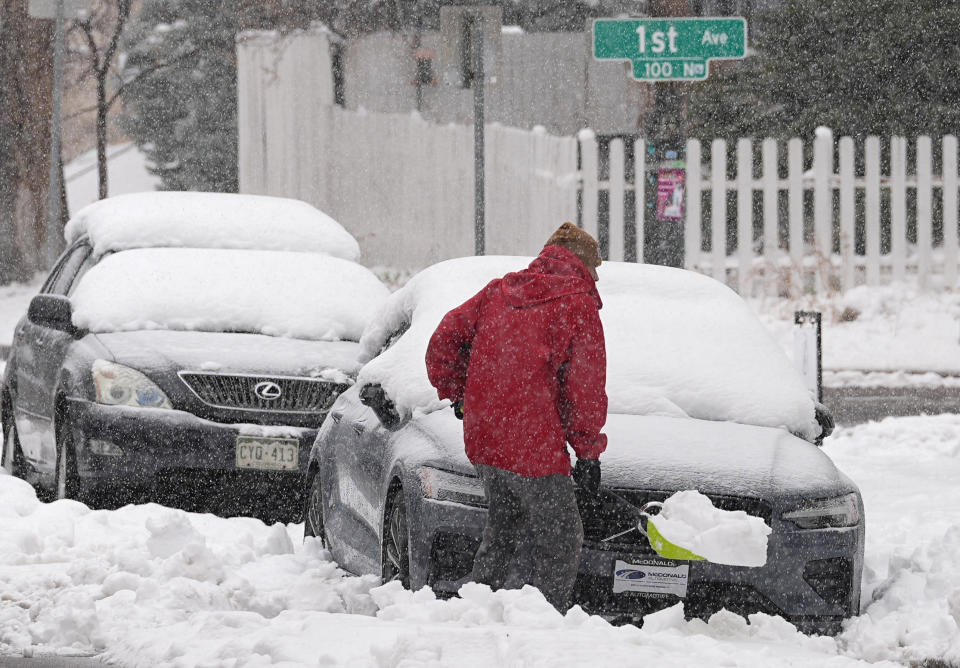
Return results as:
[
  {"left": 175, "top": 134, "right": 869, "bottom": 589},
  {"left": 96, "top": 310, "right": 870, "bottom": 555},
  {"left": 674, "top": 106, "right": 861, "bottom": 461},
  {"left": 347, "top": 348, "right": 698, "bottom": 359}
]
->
[
  {"left": 64, "top": 191, "right": 361, "bottom": 261},
  {"left": 72, "top": 248, "right": 389, "bottom": 342},
  {"left": 358, "top": 256, "right": 819, "bottom": 440}
]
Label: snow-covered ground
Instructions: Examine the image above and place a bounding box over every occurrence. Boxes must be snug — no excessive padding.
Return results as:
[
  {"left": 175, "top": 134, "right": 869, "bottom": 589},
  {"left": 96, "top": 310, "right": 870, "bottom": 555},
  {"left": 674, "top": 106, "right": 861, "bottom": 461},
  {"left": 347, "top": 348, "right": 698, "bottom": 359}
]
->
[
  {"left": 65, "top": 143, "right": 160, "bottom": 215},
  {"left": 0, "top": 414, "right": 957, "bottom": 667},
  {"left": 749, "top": 282, "right": 960, "bottom": 380}
]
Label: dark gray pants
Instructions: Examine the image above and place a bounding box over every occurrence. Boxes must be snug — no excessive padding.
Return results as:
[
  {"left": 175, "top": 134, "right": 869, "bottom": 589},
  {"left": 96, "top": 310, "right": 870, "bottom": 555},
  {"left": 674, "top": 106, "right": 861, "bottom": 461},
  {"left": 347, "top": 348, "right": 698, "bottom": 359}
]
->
[{"left": 472, "top": 464, "right": 584, "bottom": 611}]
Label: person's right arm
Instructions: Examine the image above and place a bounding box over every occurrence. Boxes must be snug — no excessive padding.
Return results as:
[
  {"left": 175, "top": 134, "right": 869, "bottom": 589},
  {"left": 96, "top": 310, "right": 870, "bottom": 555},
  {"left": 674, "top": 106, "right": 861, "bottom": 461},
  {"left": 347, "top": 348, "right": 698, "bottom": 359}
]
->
[{"left": 558, "top": 296, "right": 608, "bottom": 461}]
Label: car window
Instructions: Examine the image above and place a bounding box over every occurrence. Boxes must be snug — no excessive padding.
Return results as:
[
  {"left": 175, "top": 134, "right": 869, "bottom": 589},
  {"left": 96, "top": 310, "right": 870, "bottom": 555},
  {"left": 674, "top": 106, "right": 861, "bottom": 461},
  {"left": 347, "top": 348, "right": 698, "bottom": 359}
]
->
[
  {"left": 379, "top": 320, "right": 410, "bottom": 356},
  {"left": 42, "top": 244, "right": 92, "bottom": 296},
  {"left": 66, "top": 252, "right": 97, "bottom": 296}
]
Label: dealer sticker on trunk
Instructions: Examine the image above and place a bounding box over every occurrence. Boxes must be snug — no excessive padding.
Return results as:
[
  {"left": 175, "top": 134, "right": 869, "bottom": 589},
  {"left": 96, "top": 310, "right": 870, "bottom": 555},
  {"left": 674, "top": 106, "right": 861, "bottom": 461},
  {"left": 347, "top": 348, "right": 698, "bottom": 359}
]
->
[{"left": 613, "top": 558, "right": 690, "bottom": 597}]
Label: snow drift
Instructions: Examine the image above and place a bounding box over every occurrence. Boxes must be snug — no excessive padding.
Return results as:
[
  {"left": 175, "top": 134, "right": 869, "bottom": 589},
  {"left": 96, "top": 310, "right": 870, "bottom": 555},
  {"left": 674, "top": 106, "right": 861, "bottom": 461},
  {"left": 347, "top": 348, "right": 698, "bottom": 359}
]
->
[{"left": 63, "top": 191, "right": 361, "bottom": 261}]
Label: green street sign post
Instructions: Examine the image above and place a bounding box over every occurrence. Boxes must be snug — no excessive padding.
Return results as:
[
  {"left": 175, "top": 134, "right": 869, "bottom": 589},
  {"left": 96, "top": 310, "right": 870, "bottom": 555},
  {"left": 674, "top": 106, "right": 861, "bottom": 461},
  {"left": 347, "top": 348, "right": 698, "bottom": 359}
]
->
[{"left": 593, "top": 17, "right": 747, "bottom": 82}]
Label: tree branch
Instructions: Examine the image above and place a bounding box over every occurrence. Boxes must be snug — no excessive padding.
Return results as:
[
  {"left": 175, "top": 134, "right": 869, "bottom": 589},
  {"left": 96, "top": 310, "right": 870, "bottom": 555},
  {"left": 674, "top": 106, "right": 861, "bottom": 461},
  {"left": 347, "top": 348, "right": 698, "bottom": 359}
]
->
[
  {"left": 63, "top": 45, "right": 202, "bottom": 120},
  {"left": 99, "top": 0, "right": 132, "bottom": 78},
  {"left": 77, "top": 18, "right": 102, "bottom": 74}
]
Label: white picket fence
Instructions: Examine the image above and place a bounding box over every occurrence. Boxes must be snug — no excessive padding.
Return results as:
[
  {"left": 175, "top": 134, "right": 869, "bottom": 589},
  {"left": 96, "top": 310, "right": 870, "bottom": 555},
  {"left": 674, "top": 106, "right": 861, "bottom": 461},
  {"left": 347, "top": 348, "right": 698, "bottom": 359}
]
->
[
  {"left": 238, "top": 30, "right": 578, "bottom": 269},
  {"left": 238, "top": 32, "right": 958, "bottom": 293},
  {"left": 580, "top": 132, "right": 960, "bottom": 295}
]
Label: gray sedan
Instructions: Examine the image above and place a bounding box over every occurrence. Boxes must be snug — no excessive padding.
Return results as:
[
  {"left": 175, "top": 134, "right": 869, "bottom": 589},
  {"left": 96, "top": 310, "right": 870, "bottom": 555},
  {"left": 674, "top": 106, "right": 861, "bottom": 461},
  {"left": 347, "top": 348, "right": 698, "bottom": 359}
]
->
[{"left": 304, "top": 256, "right": 862, "bottom": 634}]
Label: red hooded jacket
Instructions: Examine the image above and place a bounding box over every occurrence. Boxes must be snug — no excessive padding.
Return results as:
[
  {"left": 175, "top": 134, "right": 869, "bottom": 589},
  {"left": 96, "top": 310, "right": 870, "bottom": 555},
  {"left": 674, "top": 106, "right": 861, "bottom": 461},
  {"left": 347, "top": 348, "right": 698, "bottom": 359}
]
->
[{"left": 425, "top": 245, "right": 608, "bottom": 477}]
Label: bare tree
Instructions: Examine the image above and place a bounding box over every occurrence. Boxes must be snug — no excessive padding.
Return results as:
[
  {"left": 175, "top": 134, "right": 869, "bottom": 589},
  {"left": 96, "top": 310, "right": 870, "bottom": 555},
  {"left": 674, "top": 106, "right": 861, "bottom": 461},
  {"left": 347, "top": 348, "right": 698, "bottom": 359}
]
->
[{"left": 71, "top": 0, "right": 132, "bottom": 200}]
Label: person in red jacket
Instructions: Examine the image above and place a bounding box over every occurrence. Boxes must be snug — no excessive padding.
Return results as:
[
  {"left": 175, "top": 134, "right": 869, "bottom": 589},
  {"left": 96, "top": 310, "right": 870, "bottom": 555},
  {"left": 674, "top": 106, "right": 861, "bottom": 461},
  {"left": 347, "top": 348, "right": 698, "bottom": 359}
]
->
[{"left": 425, "top": 222, "right": 608, "bottom": 611}]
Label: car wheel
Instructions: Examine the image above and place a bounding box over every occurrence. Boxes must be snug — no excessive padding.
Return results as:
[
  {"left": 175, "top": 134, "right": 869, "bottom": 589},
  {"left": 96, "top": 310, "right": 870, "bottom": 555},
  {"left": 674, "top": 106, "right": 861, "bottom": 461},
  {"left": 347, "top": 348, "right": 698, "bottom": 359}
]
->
[
  {"left": 381, "top": 487, "right": 411, "bottom": 588},
  {"left": 54, "top": 416, "right": 87, "bottom": 504},
  {"left": 2, "top": 416, "right": 25, "bottom": 478},
  {"left": 303, "top": 472, "right": 326, "bottom": 545}
]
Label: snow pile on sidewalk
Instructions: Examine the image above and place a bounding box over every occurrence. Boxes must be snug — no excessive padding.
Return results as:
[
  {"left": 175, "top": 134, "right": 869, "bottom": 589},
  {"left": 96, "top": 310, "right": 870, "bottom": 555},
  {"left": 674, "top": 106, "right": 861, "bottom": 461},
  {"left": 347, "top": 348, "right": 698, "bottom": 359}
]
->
[
  {"left": 651, "top": 490, "right": 771, "bottom": 567},
  {"left": 749, "top": 281, "right": 960, "bottom": 379},
  {"left": 0, "top": 474, "right": 379, "bottom": 661},
  {"left": 826, "top": 414, "right": 960, "bottom": 665},
  {"left": 64, "top": 191, "right": 361, "bottom": 261},
  {"left": 71, "top": 248, "right": 389, "bottom": 342}
]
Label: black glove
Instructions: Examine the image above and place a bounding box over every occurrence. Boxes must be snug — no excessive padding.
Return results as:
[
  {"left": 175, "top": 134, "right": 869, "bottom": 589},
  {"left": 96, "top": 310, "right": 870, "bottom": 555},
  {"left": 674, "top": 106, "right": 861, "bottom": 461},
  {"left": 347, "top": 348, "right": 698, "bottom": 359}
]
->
[
  {"left": 572, "top": 459, "right": 601, "bottom": 495},
  {"left": 453, "top": 400, "right": 465, "bottom": 420}
]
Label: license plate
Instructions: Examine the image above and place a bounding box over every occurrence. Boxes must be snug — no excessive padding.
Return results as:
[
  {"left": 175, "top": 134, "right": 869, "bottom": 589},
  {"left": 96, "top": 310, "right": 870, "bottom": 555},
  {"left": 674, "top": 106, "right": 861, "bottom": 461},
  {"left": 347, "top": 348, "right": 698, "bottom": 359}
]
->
[
  {"left": 613, "top": 558, "right": 689, "bottom": 598},
  {"left": 235, "top": 436, "right": 299, "bottom": 471}
]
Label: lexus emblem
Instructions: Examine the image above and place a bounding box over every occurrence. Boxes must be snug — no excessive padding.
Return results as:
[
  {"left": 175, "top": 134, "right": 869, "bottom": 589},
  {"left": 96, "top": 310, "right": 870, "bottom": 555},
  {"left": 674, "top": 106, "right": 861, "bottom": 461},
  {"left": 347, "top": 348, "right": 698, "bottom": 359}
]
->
[{"left": 254, "top": 381, "right": 282, "bottom": 401}]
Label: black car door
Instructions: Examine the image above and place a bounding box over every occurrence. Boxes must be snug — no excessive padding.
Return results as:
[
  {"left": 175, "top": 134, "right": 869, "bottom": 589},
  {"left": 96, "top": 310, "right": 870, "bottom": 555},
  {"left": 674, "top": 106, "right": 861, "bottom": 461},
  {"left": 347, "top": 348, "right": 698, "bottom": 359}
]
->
[
  {"left": 325, "top": 321, "right": 410, "bottom": 576},
  {"left": 14, "top": 243, "right": 93, "bottom": 471}
]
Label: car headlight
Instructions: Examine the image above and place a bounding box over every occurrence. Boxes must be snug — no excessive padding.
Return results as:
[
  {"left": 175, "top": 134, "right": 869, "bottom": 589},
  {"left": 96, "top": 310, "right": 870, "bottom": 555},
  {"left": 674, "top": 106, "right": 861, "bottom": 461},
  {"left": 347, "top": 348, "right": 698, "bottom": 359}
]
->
[
  {"left": 419, "top": 467, "right": 486, "bottom": 507},
  {"left": 92, "top": 359, "right": 172, "bottom": 409},
  {"left": 782, "top": 493, "right": 860, "bottom": 529}
]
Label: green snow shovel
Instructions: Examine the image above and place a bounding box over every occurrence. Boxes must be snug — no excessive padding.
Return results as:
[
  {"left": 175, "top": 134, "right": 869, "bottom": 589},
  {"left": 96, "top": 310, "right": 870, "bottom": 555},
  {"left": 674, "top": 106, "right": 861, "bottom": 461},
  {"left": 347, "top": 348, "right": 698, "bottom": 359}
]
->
[
  {"left": 637, "top": 501, "right": 706, "bottom": 562},
  {"left": 597, "top": 493, "right": 707, "bottom": 561}
]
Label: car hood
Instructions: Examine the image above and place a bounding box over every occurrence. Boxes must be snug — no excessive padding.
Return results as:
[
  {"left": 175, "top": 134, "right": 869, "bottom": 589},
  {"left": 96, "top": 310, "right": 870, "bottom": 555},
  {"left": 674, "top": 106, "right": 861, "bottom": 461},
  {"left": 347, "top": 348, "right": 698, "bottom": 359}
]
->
[
  {"left": 93, "top": 330, "right": 363, "bottom": 378},
  {"left": 409, "top": 412, "right": 853, "bottom": 500}
]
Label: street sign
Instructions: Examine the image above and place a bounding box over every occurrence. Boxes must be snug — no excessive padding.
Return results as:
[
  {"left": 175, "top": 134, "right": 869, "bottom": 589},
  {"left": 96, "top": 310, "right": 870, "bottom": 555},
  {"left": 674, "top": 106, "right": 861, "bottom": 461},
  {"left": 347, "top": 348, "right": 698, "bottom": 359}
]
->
[
  {"left": 29, "top": 0, "right": 88, "bottom": 19},
  {"left": 593, "top": 17, "right": 747, "bottom": 82}
]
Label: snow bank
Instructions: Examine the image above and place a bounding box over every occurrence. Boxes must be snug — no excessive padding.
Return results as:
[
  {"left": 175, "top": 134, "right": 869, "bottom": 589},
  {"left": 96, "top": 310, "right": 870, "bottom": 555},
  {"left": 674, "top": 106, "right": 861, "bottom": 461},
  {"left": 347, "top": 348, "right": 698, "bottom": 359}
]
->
[
  {"left": 826, "top": 415, "right": 960, "bottom": 665},
  {"left": 64, "top": 191, "right": 361, "bottom": 261},
  {"left": 651, "top": 490, "right": 771, "bottom": 567},
  {"left": 0, "top": 473, "right": 379, "bottom": 663},
  {"left": 5, "top": 410, "right": 950, "bottom": 667},
  {"left": 71, "top": 248, "right": 389, "bottom": 342},
  {"left": 359, "top": 256, "right": 818, "bottom": 439}
]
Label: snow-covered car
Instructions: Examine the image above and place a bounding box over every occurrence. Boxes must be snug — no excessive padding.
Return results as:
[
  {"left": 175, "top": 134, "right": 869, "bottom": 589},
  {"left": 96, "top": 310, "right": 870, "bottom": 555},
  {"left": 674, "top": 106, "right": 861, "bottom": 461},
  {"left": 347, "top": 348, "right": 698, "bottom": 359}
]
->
[
  {"left": 1, "top": 192, "right": 388, "bottom": 520},
  {"left": 304, "top": 256, "right": 863, "bottom": 634}
]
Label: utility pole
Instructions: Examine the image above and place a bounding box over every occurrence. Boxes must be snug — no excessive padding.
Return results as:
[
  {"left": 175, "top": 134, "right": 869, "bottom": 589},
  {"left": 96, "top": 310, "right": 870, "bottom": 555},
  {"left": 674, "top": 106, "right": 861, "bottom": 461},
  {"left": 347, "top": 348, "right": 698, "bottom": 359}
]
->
[
  {"left": 45, "top": 0, "right": 68, "bottom": 267},
  {"left": 644, "top": 0, "right": 688, "bottom": 267},
  {"left": 471, "top": 12, "right": 485, "bottom": 256}
]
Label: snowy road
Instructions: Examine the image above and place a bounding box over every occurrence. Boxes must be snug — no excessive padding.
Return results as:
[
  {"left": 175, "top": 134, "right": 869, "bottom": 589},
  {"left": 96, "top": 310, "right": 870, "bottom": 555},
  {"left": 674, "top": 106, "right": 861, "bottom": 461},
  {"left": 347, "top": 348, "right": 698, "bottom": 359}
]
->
[{"left": 0, "top": 414, "right": 957, "bottom": 667}]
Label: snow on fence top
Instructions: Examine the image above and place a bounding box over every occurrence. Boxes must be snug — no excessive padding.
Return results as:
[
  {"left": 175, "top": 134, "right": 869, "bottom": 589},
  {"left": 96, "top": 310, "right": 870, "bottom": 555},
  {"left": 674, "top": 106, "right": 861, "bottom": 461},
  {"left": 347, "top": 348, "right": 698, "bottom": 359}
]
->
[
  {"left": 72, "top": 248, "right": 389, "bottom": 342},
  {"left": 64, "top": 191, "right": 361, "bottom": 261},
  {"left": 359, "top": 256, "right": 819, "bottom": 440}
]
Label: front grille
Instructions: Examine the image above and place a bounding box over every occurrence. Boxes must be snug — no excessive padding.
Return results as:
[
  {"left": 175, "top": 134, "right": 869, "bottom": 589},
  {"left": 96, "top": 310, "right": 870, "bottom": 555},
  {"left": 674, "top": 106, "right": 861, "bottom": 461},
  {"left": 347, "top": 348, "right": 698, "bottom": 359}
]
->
[
  {"left": 179, "top": 372, "right": 349, "bottom": 413},
  {"left": 579, "top": 488, "right": 773, "bottom": 549}
]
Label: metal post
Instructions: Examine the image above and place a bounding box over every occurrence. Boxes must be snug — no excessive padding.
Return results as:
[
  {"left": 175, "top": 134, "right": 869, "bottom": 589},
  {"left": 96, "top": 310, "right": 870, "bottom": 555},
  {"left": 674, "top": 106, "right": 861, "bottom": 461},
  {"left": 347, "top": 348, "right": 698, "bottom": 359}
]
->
[
  {"left": 45, "top": 0, "right": 66, "bottom": 267},
  {"left": 794, "top": 310, "right": 823, "bottom": 403},
  {"left": 472, "top": 12, "right": 485, "bottom": 256}
]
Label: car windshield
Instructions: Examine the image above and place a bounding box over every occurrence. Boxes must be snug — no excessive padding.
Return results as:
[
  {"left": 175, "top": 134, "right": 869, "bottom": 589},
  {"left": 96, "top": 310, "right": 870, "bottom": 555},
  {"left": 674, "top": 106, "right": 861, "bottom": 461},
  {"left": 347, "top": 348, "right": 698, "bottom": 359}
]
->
[
  {"left": 70, "top": 247, "right": 390, "bottom": 342},
  {"left": 357, "top": 256, "right": 818, "bottom": 439}
]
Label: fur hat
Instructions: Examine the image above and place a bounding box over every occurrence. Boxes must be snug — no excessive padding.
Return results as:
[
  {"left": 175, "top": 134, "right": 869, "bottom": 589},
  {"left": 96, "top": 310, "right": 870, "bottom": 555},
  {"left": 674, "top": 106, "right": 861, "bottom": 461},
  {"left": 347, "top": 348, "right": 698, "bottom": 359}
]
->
[{"left": 545, "top": 222, "right": 602, "bottom": 279}]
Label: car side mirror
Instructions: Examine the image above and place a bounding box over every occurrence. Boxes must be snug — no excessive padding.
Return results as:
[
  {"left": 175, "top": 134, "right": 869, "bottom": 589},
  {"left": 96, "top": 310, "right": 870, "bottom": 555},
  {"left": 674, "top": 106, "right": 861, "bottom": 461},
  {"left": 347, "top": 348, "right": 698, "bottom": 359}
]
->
[
  {"left": 814, "top": 402, "right": 835, "bottom": 446},
  {"left": 28, "top": 294, "right": 82, "bottom": 336},
  {"left": 359, "top": 383, "right": 402, "bottom": 430}
]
